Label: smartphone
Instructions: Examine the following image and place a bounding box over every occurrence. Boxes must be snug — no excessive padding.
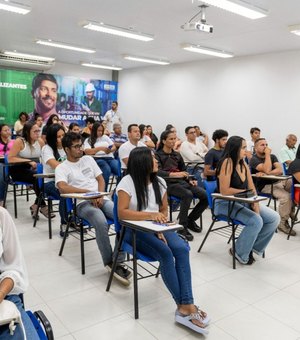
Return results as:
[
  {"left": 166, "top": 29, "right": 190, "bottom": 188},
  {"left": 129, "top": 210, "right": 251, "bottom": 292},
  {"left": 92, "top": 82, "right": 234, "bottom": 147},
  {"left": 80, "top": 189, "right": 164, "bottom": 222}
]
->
[
  {"left": 108, "top": 145, "right": 113, "bottom": 149},
  {"left": 152, "top": 221, "right": 176, "bottom": 226}
]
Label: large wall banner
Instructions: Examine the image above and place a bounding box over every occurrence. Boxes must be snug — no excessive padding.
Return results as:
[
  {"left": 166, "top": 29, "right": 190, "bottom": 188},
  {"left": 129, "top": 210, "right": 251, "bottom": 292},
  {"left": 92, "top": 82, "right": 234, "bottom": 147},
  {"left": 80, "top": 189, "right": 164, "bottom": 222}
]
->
[{"left": 0, "top": 69, "right": 118, "bottom": 127}]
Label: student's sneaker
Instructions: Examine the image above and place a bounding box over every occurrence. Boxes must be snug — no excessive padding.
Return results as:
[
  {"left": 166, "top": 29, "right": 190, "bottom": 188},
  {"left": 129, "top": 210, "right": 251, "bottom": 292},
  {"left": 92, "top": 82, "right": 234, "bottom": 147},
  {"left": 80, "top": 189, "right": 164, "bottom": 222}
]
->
[
  {"left": 59, "top": 224, "right": 69, "bottom": 238},
  {"left": 106, "top": 263, "right": 132, "bottom": 286}
]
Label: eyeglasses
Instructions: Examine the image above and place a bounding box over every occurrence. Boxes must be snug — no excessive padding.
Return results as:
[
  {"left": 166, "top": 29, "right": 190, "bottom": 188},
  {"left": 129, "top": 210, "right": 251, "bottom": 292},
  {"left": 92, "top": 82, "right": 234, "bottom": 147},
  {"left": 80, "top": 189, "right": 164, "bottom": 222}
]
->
[{"left": 70, "top": 144, "right": 83, "bottom": 150}]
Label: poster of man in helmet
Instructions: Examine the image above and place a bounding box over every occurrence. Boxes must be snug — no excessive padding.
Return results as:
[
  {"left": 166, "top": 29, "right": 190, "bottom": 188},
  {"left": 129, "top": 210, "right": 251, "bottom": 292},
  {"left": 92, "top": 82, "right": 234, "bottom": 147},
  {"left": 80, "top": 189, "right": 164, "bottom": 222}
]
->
[{"left": 81, "top": 82, "right": 102, "bottom": 115}]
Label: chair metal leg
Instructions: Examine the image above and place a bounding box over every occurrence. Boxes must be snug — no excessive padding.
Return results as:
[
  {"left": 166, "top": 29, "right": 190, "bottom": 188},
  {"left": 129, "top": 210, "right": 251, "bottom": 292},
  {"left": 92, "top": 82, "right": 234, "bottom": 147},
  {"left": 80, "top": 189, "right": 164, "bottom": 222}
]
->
[
  {"left": 132, "top": 229, "right": 139, "bottom": 319},
  {"left": 197, "top": 220, "right": 215, "bottom": 252},
  {"left": 13, "top": 184, "right": 17, "bottom": 218},
  {"left": 58, "top": 220, "right": 71, "bottom": 256},
  {"left": 33, "top": 193, "right": 43, "bottom": 228},
  {"left": 48, "top": 199, "right": 52, "bottom": 239},
  {"left": 80, "top": 222, "right": 85, "bottom": 275},
  {"left": 106, "top": 227, "right": 126, "bottom": 291},
  {"left": 231, "top": 222, "right": 236, "bottom": 269}
]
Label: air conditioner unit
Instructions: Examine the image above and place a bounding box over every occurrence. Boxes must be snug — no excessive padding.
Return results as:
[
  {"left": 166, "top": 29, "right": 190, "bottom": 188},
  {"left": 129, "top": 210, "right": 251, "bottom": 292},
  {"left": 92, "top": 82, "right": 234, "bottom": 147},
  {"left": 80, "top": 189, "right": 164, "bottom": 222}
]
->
[{"left": 0, "top": 53, "right": 55, "bottom": 71}]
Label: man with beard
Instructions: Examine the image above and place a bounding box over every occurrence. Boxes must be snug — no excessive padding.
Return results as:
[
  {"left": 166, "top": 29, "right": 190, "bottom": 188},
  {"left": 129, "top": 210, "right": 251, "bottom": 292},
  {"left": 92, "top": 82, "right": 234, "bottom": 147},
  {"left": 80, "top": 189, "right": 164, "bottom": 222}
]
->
[
  {"left": 31, "top": 73, "right": 58, "bottom": 122},
  {"left": 81, "top": 83, "right": 102, "bottom": 116}
]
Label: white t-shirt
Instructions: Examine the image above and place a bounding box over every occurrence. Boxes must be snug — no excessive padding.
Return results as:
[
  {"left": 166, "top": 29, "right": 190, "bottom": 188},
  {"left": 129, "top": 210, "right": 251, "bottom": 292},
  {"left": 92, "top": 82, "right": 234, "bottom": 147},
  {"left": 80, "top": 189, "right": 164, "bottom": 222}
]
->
[
  {"left": 0, "top": 207, "right": 28, "bottom": 295},
  {"left": 180, "top": 140, "right": 208, "bottom": 163},
  {"left": 118, "top": 140, "right": 146, "bottom": 169},
  {"left": 41, "top": 145, "right": 66, "bottom": 183},
  {"left": 55, "top": 155, "right": 102, "bottom": 192},
  {"left": 117, "top": 175, "right": 167, "bottom": 212},
  {"left": 103, "top": 110, "right": 122, "bottom": 132},
  {"left": 83, "top": 136, "right": 114, "bottom": 158},
  {"left": 246, "top": 140, "right": 254, "bottom": 153}
]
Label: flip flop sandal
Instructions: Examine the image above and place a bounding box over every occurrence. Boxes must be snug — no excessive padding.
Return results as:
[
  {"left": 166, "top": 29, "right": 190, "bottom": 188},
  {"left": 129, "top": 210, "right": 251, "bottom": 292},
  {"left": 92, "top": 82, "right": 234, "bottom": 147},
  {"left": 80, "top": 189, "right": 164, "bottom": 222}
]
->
[
  {"left": 194, "top": 305, "right": 210, "bottom": 325},
  {"left": 175, "top": 310, "right": 209, "bottom": 335}
]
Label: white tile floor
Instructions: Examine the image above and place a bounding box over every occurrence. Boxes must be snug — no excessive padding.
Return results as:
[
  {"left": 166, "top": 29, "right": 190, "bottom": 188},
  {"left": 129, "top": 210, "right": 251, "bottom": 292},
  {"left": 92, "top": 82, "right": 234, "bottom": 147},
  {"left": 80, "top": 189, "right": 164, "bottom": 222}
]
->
[{"left": 6, "top": 194, "right": 300, "bottom": 340}]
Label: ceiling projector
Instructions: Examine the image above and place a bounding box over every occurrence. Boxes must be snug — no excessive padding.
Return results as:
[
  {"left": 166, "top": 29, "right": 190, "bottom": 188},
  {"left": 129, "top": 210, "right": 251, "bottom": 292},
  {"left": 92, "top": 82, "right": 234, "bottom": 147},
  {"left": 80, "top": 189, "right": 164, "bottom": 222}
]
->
[{"left": 182, "top": 22, "right": 213, "bottom": 33}]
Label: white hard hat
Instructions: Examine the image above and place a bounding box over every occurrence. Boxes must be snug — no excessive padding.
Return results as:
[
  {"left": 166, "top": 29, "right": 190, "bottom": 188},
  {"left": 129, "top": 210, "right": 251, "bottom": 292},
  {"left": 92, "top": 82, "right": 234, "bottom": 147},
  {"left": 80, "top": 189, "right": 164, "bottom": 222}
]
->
[{"left": 85, "top": 83, "right": 96, "bottom": 92}]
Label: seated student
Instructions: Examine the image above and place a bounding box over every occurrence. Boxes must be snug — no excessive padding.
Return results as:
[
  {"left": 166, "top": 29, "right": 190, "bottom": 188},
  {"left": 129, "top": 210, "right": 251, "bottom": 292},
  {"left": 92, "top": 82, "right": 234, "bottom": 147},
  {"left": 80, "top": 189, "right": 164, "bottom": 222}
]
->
[
  {"left": 14, "top": 112, "right": 29, "bottom": 136},
  {"left": 288, "top": 144, "right": 300, "bottom": 205},
  {"left": 68, "top": 122, "right": 81, "bottom": 134},
  {"left": 180, "top": 126, "right": 208, "bottom": 188},
  {"left": 155, "top": 130, "right": 208, "bottom": 241},
  {"left": 117, "top": 147, "right": 210, "bottom": 335},
  {"left": 118, "top": 124, "right": 146, "bottom": 170},
  {"left": 139, "top": 124, "right": 155, "bottom": 149},
  {"left": 55, "top": 132, "right": 131, "bottom": 285},
  {"left": 109, "top": 123, "right": 128, "bottom": 156},
  {"left": 194, "top": 126, "right": 208, "bottom": 147},
  {"left": 204, "top": 129, "right": 228, "bottom": 181},
  {"left": 8, "top": 122, "right": 54, "bottom": 219},
  {"left": 0, "top": 124, "right": 15, "bottom": 206},
  {"left": 81, "top": 117, "right": 95, "bottom": 139},
  {"left": 215, "top": 136, "right": 279, "bottom": 265},
  {"left": 146, "top": 125, "right": 158, "bottom": 148},
  {"left": 279, "top": 134, "right": 298, "bottom": 169},
  {"left": 83, "top": 122, "right": 119, "bottom": 190},
  {"left": 41, "top": 113, "right": 60, "bottom": 142},
  {"left": 250, "top": 138, "right": 295, "bottom": 236},
  {"left": 165, "top": 124, "right": 182, "bottom": 151},
  {"left": 0, "top": 207, "right": 39, "bottom": 339},
  {"left": 41, "top": 124, "right": 67, "bottom": 236},
  {"left": 33, "top": 113, "right": 44, "bottom": 137},
  {"left": 246, "top": 127, "right": 261, "bottom": 160}
]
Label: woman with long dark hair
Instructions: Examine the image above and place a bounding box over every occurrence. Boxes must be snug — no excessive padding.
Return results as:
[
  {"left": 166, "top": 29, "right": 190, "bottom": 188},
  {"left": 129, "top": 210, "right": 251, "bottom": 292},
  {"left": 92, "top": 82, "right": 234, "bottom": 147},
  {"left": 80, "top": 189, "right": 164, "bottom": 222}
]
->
[
  {"left": 83, "top": 122, "right": 119, "bottom": 190},
  {"left": 215, "top": 136, "right": 279, "bottom": 265},
  {"left": 0, "top": 124, "right": 14, "bottom": 205},
  {"left": 41, "top": 124, "right": 67, "bottom": 236},
  {"left": 8, "top": 122, "right": 54, "bottom": 219},
  {"left": 41, "top": 113, "right": 59, "bottom": 141},
  {"left": 13, "top": 112, "right": 28, "bottom": 136},
  {"left": 117, "top": 147, "right": 210, "bottom": 335}
]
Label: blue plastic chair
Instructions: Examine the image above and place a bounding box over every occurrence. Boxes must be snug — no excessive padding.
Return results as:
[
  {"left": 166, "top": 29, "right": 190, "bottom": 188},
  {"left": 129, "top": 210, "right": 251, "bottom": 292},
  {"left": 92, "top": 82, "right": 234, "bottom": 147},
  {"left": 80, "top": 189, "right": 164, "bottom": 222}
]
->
[
  {"left": 197, "top": 180, "right": 246, "bottom": 269},
  {"left": 3, "top": 154, "right": 34, "bottom": 218},
  {"left": 58, "top": 196, "right": 115, "bottom": 275},
  {"left": 106, "top": 194, "right": 160, "bottom": 319},
  {"left": 288, "top": 177, "right": 300, "bottom": 240},
  {"left": 33, "top": 163, "right": 59, "bottom": 239}
]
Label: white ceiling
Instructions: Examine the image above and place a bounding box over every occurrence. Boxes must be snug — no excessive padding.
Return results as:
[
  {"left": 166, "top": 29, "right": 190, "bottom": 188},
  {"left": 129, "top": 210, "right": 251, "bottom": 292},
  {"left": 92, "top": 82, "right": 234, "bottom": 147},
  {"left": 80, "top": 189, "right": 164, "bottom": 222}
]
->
[{"left": 1, "top": 0, "right": 300, "bottom": 70}]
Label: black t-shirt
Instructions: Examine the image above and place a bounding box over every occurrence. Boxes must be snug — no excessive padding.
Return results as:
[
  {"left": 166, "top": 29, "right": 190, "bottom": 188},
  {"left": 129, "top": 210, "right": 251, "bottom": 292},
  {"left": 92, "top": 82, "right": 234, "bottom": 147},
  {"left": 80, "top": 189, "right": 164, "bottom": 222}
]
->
[
  {"left": 250, "top": 154, "right": 279, "bottom": 191},
  {"left": 204, "top": 148, "right": 223, "bottom": 181}
]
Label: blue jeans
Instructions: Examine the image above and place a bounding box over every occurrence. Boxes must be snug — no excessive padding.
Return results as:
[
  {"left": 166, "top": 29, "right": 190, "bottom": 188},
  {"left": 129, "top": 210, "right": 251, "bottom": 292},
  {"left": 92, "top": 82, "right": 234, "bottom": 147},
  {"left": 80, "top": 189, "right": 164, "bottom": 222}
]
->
[
  {"left": 124, "top": 230, "right": 193, "bottom": 305},
  {"left": 76, "top": 199, "right": 125, "bottom": 266},
  {"left": 187, "top": 165, "right": 204, "bottom": 189},
  {"left": 0, "top": 163, "right": 5, "bottom": 200},
  {"left": 44, "top": 181, "right": 67, "bottom": 224},
  {"left": 95, "top": 158, "right": 119, "bottom": 190},
  {"left": 214, "top": 201, "right": 280, "bottom": 264},
  {"left": 0, "top": 295, "right": 39, "bottom": 340}
]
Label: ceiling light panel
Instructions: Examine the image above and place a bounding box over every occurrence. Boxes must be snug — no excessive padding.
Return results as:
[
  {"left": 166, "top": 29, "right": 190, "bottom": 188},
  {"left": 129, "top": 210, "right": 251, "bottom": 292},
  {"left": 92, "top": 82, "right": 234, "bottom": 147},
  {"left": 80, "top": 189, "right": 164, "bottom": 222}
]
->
[
  {"left": 0, "top": 0, "right": 31, "bottom": 14},
  {"left": 36, "top": 40, "right": 95, "bottom": 53},
  {"left": 201, "top": 0, "right": 268, "bottom": 19},
  {"left": 182, "top": 44, "right": 234, "bottom": 58},
  {"left": 289, "top": 24, "right": 300, "bottom": 36},
  {"left": 81, "top": 63, "right": 122, "bottom": 71},
  {"left": 123, "top": 55, "right": 170, "bottom": 65},
  {"left": 83, "top": 21, "right": 154, "bottom": 42}
]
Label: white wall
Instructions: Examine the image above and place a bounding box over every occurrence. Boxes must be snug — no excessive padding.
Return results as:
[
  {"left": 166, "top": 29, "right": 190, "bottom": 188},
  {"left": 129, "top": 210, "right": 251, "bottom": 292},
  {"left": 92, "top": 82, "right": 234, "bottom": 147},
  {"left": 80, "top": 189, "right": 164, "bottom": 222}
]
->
[{"left": 118, "top": 50, "right": 300, "bottom": 155}]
